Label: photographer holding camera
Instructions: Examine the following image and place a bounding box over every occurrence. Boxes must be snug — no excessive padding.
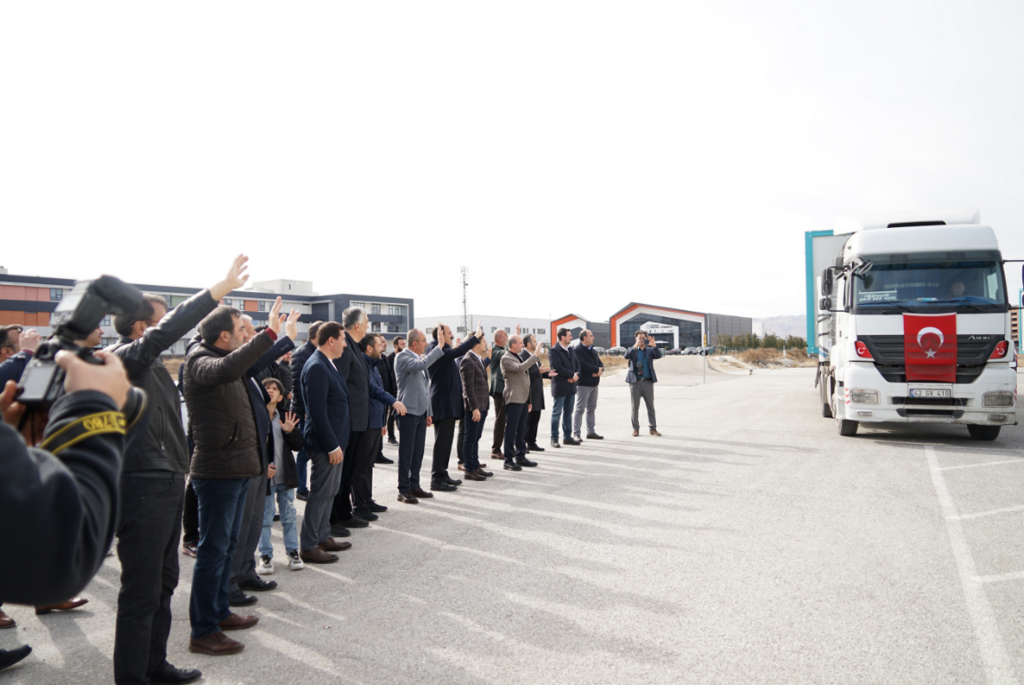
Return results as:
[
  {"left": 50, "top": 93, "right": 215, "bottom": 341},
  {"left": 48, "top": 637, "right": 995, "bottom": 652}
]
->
[{"left": 106, "top": 255, "right": 250, "bottom": 685}]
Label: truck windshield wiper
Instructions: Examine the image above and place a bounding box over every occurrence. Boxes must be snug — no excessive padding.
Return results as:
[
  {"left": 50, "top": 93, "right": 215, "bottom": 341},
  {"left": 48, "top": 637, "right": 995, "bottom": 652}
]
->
[
  {"left": 924, "top": 299, "right": 989, "bottom": 312},
  {"left": 857, "top": 302, "right": 917, "bottom": 313}
]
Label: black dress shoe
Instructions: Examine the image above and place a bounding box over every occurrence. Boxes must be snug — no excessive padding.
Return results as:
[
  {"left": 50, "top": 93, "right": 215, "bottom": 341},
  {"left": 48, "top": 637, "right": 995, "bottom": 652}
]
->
[
  {"left": 465, "top": 471, "right": 486, "bottom": 481},
  {"left": 228, "top": 591, "right": 258, "bottom": 607},
  {"left": 398, "top": 492, "right": 418, "bottom": 504},
  {"left": 430, "top": 480, "right": 457, "bottom": 492},
  {"left": 149, "top": 663, "right": 202, "bottom": 684},
  {"left": 527, "top": 443, "right": 546, "bottom": 452},
  {"left": 516, "top": 458, "right": 538, "bottom": 467},
  {"left": 586, "top": 433, "right": 604, "bottom": 440},
  {"left": 329, "top": 522, "right": 352, "bottom": 537},
  {"left": 0, "top": 645, "right": 32, "bottom": 671},
  {"left": 475, "top": 468, "right": 494, "bottom": 477},
  {"left": 337, "top": 515, "right": 369, "bottom": 528},
  {"left": 375, "top": 454, "right": 394, "bottom": 464},
  {"left": 550, "top": 440, "right": 561, "bottom": 449},
  {"left": 444, "top": 474, "right": 463, "bottom": 486},
  {"left": 503, "top": 462, "right": 522, "bottom": 471},
  {"left": 353, "top": 510, "right": 379, "bottom": 521},
  {"left": 238, "top": 577, "right": 277, "bottom": 592},
  {"left": 295, "top": 490, "right": 309, "bottom": 501},
  {"left": 388, "top": 438, "right": 399, "bottom": 446},
  {"left": 367, "top": 501, "right": 388, "bottom": 513},
  {"left": 562, "top": 437, "right": 580, "bottom": 446},
  {"left": 273, "top": 513, "right": 280, "bottom": 522}
]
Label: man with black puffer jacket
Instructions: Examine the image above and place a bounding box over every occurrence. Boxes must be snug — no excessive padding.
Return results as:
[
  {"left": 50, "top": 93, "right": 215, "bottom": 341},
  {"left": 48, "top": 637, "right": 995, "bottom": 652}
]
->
[
  {"left": 289, "top": 321, "right": 323, "bottom": 500},
  {"left": 107, "top": 255, "right": 249, "bottom": 685},
  {"left": 182, "top": 303, "right": 276, "bottom": 657}
]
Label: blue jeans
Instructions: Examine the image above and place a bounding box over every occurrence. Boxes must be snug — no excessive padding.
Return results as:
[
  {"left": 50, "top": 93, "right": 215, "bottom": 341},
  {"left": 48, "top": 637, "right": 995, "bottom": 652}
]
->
[
  {"left": 189, "top": 477, "right": 249, "bottom": 639},
  {"left": 397, "top": 412, "right": 427, "bottom": 493},
  {"left": 258, "top": 484, "right": 298, "bottom": 558},
  {"left": 462, "top": 409, "right": 487, "bottom": 472},
  {"left": 551, "top": 394, "right": 576, "bottom": 440}
]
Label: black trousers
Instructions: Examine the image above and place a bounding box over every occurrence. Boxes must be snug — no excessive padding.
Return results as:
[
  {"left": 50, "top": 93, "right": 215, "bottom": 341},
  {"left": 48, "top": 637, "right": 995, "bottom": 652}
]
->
[
  {"left": 114, "top": 473, "right": 184, "bottom": 685},
  {"left": 490, "top": 393, "right": 506, "bottom": 455},
  {"left": 503, "top": 402, "right": 530, "bottom": 463},
  {"left": 182, "top": 479, "right": 199, "bottom": 545},
  {"left": 431, "top": 417, "right": 464, "bottom": 480},
  {"left": 332, "top": 430, "right": 364, "bottom": 522},
  {"left": 526, "top": 409, "right": 542, "bottom": 445},
  {"left": 352, "top": 429, "right": 381, "bottom": 513},
  {"left": 386, "top": 409, "right": 397, "bottom": 442}
]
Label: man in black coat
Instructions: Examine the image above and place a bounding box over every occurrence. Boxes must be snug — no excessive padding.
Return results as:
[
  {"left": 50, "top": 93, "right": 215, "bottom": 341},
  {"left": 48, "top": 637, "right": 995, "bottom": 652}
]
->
[
  {"left": 376, "top": 336, "right": 399, "bottom": 464},
  {"left": 331, "top": 308, "right": 406, "bottom": 532},
  {"left": 384, "top": 336, "right": 405, "bottom": 446},
  {"left": 425, "top": 322, "right": 483, "bottom": 491},
  {"left": 548, "top": 327, "right": 580, "bottom": 447},
  {"left": 571, "top": 329, "right": 605, "bottom": 442},
  {"left": 289, "top": 321, "right": 322, "bottom": 499},
  {"left": 519, "top": 334, "right": 549, "bottom": 452}
]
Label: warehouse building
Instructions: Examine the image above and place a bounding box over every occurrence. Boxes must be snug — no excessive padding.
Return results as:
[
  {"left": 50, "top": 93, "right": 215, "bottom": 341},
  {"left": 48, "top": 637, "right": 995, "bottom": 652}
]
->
[{"left": 550, "top": 303, "right": 752, "bottom": 350}]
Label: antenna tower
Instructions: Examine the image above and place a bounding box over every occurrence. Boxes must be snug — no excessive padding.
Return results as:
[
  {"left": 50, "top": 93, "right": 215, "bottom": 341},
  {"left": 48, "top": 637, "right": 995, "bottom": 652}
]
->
[{"left": 460, "top": 267, "right": 469, "bottom": 335}]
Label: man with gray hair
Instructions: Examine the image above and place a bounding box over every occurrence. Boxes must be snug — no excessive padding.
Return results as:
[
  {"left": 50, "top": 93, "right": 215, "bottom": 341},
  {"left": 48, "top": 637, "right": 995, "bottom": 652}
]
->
[
  {"left": 488, "top": 329, "right": 509, "bottom": 460},
  {"left": 331, "top": 307, "right": 406, "bottom": 533},
  {"left": 571, "top": 329, "right": 604, "bottom": 441},
  {"left": 394, "top": 328, "right": 445, "bottom": 503}
]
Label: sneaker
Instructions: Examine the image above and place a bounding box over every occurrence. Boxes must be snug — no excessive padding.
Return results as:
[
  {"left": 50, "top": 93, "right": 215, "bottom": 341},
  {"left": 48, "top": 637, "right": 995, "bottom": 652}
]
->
[
  {"left": 287, "top": 550, "right": 305, "bottom": 571},
  {"left": 256, "top": 555, "right": 274, "bottom": 575},
  {"left": 182, "top": 542, "right": 198, "bottom": 558}
]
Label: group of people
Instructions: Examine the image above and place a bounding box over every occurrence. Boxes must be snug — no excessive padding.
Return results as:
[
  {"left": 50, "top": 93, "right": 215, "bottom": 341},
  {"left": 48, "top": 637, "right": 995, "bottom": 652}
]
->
[{"left": 0, "top": 254, "right": 665, "bottom": 682}]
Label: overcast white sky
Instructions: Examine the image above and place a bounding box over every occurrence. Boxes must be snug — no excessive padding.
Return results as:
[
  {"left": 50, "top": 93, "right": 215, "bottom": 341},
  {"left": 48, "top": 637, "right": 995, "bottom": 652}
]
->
[{"left": 2, "top": 1, "right": 1022, "bottom": 322}]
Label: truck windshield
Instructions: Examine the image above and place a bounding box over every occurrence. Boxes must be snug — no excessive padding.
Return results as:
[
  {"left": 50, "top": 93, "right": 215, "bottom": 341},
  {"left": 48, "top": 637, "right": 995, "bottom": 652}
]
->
[{"left": 852, "top": 260, "right": 1006, "bottom": 312}]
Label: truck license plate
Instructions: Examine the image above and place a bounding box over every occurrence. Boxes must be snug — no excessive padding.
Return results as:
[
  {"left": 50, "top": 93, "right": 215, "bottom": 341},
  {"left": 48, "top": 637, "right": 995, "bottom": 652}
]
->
[{"left": 909, "top": 387, "right": 951, "bottom": 399}]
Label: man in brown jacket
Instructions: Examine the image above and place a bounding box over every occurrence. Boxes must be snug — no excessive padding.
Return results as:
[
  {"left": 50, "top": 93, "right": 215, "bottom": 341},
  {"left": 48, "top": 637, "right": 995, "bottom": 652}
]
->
[
  {"left": 499, "top": 335, "right": 542, "bottom": 471},
  {"left": 182, "top": 305, "right": 277, "bottom": 656},
  {"left": 458, "top": 336, "right": 492, "bottom": 481}
]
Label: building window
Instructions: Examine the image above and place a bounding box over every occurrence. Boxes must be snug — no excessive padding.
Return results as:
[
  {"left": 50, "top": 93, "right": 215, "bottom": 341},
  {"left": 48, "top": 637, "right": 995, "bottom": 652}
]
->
[
  {"left": 386, "top": 323, "right": 400, "bottom": 333},
  {"left": 287, "top": 284, "right": 292, "bottom": 290},
  {"left": 371, "top": 322, "right": 381, "bottom": 332},
  {"left": 50, "top": 288, "right": 62, "bottom": 301},
  {"left": 101, "top": 337, "right": 117, "bottom": 347},
  {"left": 369, "top": 303, "right": 381, "bottom": 315},
  {"left": 258, "top": 301, "right": 266, "bottom": 312},
  {"left": 387, "top": 304, "right": 404, "bottom": 316},
  {"left": 101, "top": 315, "right": 112, "bottom": 326},
  {"left": 491, "top": 327, "right": 497, "bottom": 333},
  {"left": 504, "top": 327, "right": 511, "bottom": 333},
  {"left": 351, "top": 301, "right": 366, "bottom": 310}
]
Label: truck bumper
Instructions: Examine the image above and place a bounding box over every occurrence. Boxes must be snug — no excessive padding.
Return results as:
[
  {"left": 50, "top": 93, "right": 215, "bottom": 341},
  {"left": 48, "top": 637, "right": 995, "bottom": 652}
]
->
[{"left": 838, "top": 363, "right": 1017, "bottom": 426}]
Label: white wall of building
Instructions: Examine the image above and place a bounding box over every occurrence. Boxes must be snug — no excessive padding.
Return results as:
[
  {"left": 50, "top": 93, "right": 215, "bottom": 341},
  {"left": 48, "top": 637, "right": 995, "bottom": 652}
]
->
[{"left": 415, "top": 314, "right": 552, "bottom": 346}]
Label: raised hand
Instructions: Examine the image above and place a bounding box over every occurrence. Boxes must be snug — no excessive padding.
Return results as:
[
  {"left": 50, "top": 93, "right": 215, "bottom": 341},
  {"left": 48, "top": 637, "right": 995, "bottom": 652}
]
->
[
  {"left": 268, "top": 297, "right": 284, "bottom": 334},
  {"left": 285, "top": 309, "right": 300, "bottom": 340},
  {"left": 211, "top": 254, "right": 250, "bottom": 300},
  {"left": 476, "top": 321, "right": 484, "bottom": 339},
  {"left": 281, "top": 411, "right": 298, "bottom": 432},
  {"left": 19, "top": 329, "right": 41, "bottom": 355}
]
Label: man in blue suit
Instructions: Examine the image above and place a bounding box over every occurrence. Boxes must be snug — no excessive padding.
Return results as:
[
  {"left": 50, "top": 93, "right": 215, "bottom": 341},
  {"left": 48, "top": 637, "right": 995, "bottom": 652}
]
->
[
  {"left": 624, "top": 330, "right": 663, "bottom": 437},
  {"left": 298, "top": 322, "right": 353, "bottom": 564},
  {"left": 548, "top": 328, "right": 579, "bottom": 448}
]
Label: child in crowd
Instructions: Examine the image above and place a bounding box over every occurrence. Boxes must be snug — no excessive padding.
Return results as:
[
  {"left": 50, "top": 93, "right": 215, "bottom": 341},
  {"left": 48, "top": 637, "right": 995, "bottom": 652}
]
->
[{"left": 257, "top": 378, "right": 305, "bottom": 573}]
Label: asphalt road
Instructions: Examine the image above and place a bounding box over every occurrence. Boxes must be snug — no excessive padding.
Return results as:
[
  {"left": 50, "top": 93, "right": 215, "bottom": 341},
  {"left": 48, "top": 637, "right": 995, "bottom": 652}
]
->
[{"left": 2, "top": 361, "right": 1023, "bottom": 684}]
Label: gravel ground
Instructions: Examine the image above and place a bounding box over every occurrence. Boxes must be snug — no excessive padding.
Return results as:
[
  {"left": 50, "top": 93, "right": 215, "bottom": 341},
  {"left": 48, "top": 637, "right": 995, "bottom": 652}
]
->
[{"left": 2, "top": 364, "right": 1023, "bottom": 684}]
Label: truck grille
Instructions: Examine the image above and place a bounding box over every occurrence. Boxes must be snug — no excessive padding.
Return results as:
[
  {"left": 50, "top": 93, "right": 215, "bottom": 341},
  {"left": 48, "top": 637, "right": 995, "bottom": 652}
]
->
[{"left": 859, "top": 335, "right": 998, "bottom": 384}]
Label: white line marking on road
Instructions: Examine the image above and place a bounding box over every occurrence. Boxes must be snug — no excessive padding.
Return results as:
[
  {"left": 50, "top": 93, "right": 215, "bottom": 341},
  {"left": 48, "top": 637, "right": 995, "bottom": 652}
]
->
[
  {"left": 952, "top": 504, "right": 1024, "bottom": 521},
  {"left": 926, "top": 446, "right": 1017, "bottom": 684},
  {"left": 975, "top": 571, "right": 1024, "bottom": 584},
  {"left": 940, "top": 459, "right": 1024, "bottom": 471}
]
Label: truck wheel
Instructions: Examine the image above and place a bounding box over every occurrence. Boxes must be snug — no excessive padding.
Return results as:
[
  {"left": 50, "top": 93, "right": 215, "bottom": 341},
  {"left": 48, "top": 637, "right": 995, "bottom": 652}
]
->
[
  {"left": 822, "top": 402, "right": 833, "bottom": 418},
  {"left": 967, "top": 425, "right": 1001, "bottom": 441},
  {"left": 838, "top": 419, "right": 858, "bottom": 436}
]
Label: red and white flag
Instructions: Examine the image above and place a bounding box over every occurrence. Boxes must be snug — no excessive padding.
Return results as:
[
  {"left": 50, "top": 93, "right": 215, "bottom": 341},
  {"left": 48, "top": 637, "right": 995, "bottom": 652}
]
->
[{"left": 903, "top": 313, "right": 957, "bottom": 383}]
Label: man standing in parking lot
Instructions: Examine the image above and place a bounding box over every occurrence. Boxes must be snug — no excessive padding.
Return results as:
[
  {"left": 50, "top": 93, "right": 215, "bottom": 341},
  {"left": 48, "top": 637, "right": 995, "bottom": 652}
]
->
[
  {"left": 571, "top": 329, "right": 604, "bottom": 442},
  {"left": 624, "top": 330, "right": 662, "bottom": 437}
]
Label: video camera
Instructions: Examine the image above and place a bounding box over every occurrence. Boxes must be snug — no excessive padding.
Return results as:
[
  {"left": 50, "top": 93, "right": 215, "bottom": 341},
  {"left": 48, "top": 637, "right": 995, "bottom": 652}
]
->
[{"left": 18, "top": 275, "right": 146, "bottom": 426}]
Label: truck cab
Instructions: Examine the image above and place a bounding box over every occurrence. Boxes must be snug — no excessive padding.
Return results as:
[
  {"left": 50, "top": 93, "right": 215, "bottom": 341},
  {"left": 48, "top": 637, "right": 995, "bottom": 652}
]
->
[{"left": 811, "top": 211, "right": 1016, "bottom": 439}]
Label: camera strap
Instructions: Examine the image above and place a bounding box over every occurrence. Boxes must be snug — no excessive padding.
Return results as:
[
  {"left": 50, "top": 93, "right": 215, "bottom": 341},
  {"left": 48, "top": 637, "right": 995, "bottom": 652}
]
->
[{"left": 39, "top": 411, "right": 127, "bottom": 455}]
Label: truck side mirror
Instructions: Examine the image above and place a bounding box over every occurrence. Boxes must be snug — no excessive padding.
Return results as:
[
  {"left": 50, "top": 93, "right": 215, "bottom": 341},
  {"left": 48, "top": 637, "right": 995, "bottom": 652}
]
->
[
  {"left": 821, "top": 268, "right": 833, "bottom": 297},
  {"left": 819, "top": 296, "right": 832, "bottom": 311}
]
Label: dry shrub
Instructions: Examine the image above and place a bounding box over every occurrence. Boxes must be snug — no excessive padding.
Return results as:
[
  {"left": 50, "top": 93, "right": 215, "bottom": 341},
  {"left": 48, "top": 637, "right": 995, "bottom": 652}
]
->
[{"left": 735, "top": 347, "right": 815, "bottom": 367}]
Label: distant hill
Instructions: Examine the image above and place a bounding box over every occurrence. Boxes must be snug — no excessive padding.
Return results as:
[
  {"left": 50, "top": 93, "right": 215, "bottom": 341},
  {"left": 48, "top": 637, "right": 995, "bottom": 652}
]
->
[{"left": 753, "top": 315, "right": 806, "bottom": 339}]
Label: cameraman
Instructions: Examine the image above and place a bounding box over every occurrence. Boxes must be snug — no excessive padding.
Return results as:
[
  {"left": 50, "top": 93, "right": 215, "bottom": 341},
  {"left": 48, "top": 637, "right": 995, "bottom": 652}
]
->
[
  {"left": 0, "top": 326, "right": 42, "bottom": 387},
  {"left": 0, "top": 351, "right": 130, "bottom": 605},
  {"left": 106, "top": 255, "right": 249, "bottom": 685}
]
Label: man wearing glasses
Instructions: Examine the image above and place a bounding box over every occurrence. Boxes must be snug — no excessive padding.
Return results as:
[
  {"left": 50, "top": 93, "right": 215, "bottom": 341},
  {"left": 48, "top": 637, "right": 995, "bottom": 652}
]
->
[{"left": 0, "top": 325, "right": 41, "bottom": 387}]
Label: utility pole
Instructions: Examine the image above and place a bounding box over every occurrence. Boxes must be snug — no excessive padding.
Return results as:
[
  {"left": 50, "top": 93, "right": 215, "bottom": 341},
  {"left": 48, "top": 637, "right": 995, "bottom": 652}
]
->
[{"left": 461, "top": 266, "right": 469, "bottom": 336}]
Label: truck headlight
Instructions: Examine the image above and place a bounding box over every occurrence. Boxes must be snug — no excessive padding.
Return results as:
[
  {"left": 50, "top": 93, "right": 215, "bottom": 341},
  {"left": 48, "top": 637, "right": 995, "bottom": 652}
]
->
[
  {"left": 849, "top": 388, "right": 880, "bottom": 404},
  {"left": 983, "top": 391, "right": 1014, "bottom": 407}
]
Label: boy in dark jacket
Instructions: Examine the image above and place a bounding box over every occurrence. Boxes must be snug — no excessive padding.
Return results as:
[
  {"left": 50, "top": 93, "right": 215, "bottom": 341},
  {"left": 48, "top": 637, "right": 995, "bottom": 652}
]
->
[{"left": 257, "top": 378, "right": 305, "bottom": 573}]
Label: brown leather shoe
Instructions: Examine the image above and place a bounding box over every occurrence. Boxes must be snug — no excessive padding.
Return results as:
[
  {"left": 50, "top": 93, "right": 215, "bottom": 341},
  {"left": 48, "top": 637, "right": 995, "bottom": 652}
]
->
[
  {"left": 36, "top": 597, "right": 88, "bottom": 615},
  {"left": 650, "top": 429, "right": 661, "bottom": 436},
  {"left": 410, "top": 487, "right": 433, "bottom": 499},
  {"left": 218, "top": 613, "right": 258, "bottom": 631},
  {"left": 0, "top": 609, "right": 14, "bottom": 629},
  {"left": 457, "top": 464, "right": 465, "bottom": 471},
  {"left": 397, "top": 492, "right": 418, "bottom": 504},
  {"left": 632, "top": 430, "right": 639, "bottom": 437},
  {"left": 189, "top": 631, "right": 244, "bottom": 656},
  {"left": 464, "top": 470, "right": 486, "bottom": 481},
  {"left": 300, "top": 547, "right": 339, "bottom": 564},
  {"left": 319, "top": 537, "right": 351, "bottom": 552}
]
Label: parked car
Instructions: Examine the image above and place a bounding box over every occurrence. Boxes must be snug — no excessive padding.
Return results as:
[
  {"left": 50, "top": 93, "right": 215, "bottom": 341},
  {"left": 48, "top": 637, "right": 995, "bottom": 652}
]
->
[
  {"left": 593, "top": 346, "right": 607, "bottom": 356},
  {"left": 607, "top": 346, "right": 627, "bottom": 356}
]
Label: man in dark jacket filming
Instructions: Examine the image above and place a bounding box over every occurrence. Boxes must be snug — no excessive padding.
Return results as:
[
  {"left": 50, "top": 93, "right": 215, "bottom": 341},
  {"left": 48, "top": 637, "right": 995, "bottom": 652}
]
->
[{"left": 107, "top": 255, "right": 249, "bottom": 685}]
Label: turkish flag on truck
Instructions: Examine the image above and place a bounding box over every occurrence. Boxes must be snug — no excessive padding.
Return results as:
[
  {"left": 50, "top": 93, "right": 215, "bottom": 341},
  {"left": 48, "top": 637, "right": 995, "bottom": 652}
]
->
[{"left": 903, "top": 313, "right": 957, "bottom": 383}]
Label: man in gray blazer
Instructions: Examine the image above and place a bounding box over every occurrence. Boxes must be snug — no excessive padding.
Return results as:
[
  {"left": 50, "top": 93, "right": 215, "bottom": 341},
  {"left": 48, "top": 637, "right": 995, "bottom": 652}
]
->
[
  {"left": 500, "top": 336, "right": 542, "bottom": 470},
  {"left": 393, "top": 329, "right": 445, "bottom": 503}
]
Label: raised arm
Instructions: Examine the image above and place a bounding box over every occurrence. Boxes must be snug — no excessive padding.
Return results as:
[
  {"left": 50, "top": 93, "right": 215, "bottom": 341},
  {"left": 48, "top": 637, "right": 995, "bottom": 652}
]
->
[
  {"left": 501, "top": 352, "right": 539, "bottom": 375},
  {"left": 187, "top": 331, "right": 274, "bottom": 386}
]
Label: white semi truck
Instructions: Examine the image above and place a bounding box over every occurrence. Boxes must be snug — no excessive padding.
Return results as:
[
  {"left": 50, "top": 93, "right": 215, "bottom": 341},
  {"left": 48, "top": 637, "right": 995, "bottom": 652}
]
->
[{"left": 805, "top": 210, "right": 1017, "bottom": 439}]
